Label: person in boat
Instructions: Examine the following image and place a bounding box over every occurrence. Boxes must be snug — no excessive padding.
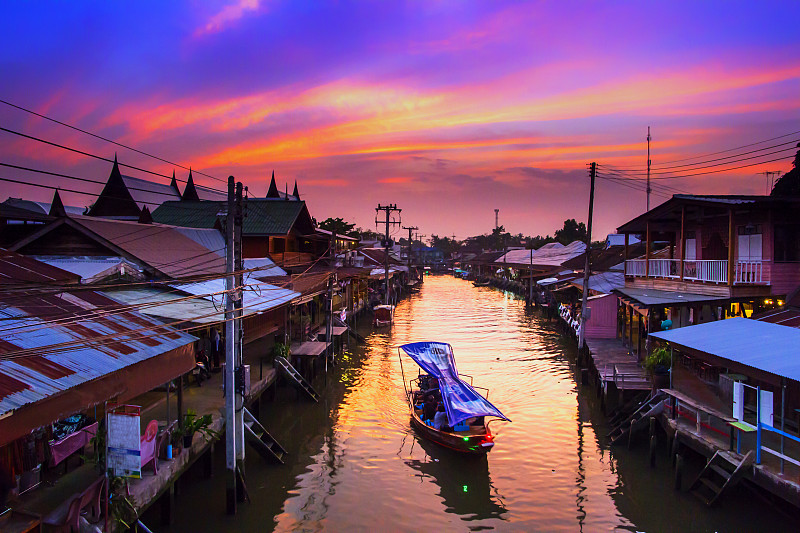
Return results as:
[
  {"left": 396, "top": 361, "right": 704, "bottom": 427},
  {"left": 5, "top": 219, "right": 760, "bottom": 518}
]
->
[
  {"left": 423, "top": 395, "right": 437, "bottom": 423},
  {"left": 433, "top": 404, "right": 450, "bottom": 432}
]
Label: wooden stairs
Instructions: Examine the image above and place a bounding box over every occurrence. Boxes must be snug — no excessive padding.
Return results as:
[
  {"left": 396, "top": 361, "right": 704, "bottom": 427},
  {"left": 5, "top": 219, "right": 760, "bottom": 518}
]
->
[
  {"left": 242, "top": 407, "right": 287, "bottom": 464},
  {"left": 607, "top": 391, "right": 666, "bottom": 446},
  {"left": 274, "top": 355, "right": 320, "bottom": 402},
  {"left": 688, "top": 450, "right": 754, "bottom": 506}
]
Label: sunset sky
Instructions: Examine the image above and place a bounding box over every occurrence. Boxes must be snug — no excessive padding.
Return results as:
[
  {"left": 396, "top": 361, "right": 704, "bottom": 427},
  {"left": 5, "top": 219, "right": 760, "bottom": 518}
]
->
[{"left": 1, "top": 1, "right": 799, "bottom": 240}]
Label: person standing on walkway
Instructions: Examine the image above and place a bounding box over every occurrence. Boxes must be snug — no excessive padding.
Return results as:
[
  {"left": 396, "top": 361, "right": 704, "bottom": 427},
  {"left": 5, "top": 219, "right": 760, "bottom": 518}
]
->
[{"left": 211, "top": 327, "right": 221, "bottom": 372}]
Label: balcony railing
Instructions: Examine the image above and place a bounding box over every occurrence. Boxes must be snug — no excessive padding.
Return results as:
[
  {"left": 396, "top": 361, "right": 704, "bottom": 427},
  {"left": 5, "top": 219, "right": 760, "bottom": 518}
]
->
[{"left": 624, "top": 259, "right": 768, "bottom": 285}]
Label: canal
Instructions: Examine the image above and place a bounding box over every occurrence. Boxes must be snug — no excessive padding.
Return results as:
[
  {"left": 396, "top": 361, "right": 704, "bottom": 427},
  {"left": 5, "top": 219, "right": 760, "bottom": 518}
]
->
[{"left": 148, "top": 275, "right": 795, "bottom": 531}]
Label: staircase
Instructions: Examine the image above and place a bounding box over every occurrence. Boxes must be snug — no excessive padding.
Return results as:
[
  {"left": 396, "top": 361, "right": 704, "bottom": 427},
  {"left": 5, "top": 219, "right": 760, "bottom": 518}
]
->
[
  {"left": 243, "top": 407, "right": 287, "bottom": 464},
  {"left": 607, "top": 391, "right": 666, "bottom": 445},
  {"left": 274, "top": 355, "right": 320, "bottom": 402},
  {"left": 689, "top": 450, "right": 754, "bottom": 506},
  {"left": 607, "top": 391, "right": 649, "bottom": 429}
]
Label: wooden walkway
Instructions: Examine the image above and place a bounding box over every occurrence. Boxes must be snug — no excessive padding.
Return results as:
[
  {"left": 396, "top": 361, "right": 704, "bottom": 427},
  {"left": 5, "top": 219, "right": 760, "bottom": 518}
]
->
[{"left": 585, "top": 338, "right": 650, "bottom": 391}]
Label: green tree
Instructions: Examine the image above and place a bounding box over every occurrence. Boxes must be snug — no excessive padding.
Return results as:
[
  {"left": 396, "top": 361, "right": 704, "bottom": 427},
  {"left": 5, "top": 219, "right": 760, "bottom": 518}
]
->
[
  {"left": 554, "top": 219, "right": 587, "bottom": 245},
  {"left": 771, "top": 144, "right": 800, "bottom": 197},
  {"left": 319, "top": 217, "right": 358, "bottom": 237}
]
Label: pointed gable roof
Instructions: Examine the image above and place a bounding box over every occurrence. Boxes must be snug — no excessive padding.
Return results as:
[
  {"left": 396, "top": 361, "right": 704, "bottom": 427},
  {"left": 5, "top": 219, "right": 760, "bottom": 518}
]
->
[
  {"left": 87, "top": 155, "right": 141, "bottom": 218},
  {"left": 138, "top": 206, "right": 153, "bottom": 224},
  {"left": 266, "top": 170, "right": 281, "bottom": 198},
  {"left": 169, "top": 170, "right": 180, "bottom": 194},
  {"left": 181, "top": 169, "right": 200, "bottom": 201},
  {"left": 293, "top": 181, "right": 300, "bottom": 200},
  {"left": 49, "top": 190, "right": 66, "bottom": 217}
]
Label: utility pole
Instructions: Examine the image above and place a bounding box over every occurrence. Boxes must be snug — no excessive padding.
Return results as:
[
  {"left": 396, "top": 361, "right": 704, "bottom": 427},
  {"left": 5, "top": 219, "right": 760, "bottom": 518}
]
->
[
  {"left": 233, "top": 182, "right": 245, "bottom": 503},
  {"left": 578, "top": 163, "right": 596, "bottom": 353},
  {"left": 646, "top": 127, "right": 652, "bottom": 211},
  {"left": 325, "top": 230, "right": 335, "bottom": 370},
  {"left": 376, "top": 204, "right": 401, "bottom": 304},
  {"left": 224, "top": 176, "right": 237, "bottom": 514},
  {"left": 529, "top": 239, "right": 534, "bottom": 305},
  {"left": 403, "top": 225, "right": 418, "bottom": 273}
]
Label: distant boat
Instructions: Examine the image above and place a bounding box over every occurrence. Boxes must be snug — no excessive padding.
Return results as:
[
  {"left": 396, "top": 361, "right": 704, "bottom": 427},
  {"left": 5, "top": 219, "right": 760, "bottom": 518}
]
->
[
  {"left": 473, "top": 280, "right": 490, "bottom": 287},
  {"left": 398, "top": 342, "right": 510, "bottom": 454},
  {"left": 373, "top": 304, "right": 394, "bottom": 327}
]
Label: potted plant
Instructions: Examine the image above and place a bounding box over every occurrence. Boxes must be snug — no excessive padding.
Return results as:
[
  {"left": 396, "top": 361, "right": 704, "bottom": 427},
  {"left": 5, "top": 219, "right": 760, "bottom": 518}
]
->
[
  {"left": 645, "top": 346, "right": 672, "bottom": 390},
  {"left": 271, "top": 342, "right": 290, "bottom": 364},
  {"left": 180, "top": 409, "right": 219, "bottom": 448}
]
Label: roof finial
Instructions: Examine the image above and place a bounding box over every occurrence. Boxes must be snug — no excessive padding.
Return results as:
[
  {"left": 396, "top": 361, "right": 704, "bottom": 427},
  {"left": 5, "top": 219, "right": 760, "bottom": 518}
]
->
[
  {"left": 293, "top": 180, "right": 299, "bottom": 200},
  {"left": 266, "top": 170, "right": 280, "bottom": 198}
]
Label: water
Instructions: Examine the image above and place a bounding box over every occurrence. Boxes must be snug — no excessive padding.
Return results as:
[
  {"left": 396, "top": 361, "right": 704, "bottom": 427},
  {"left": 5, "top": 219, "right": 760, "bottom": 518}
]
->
[{"left": 148, "top": 275, "right": 796, "bottom": 531}]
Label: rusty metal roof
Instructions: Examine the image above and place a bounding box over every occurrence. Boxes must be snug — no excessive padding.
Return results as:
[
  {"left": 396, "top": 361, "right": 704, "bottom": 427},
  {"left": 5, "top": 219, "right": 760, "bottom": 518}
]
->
[{"left": 0, "top": 251, "right": 196, "bottom": 420}]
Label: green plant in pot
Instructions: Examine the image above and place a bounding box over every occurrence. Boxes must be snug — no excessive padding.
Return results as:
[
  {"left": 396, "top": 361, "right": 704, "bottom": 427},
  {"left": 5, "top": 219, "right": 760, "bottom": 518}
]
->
[
  {"left": 645, "top": 346, "right": 672, "bottom": 389},
  {"left": 180, "top": 409, "right": 219, "bottom": 448}
]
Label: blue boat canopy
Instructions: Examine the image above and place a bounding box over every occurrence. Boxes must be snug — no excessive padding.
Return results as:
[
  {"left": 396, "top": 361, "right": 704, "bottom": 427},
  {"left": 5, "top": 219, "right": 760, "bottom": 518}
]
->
[{"left": 400, "top": 342, "right": 510, "bottom": 426}]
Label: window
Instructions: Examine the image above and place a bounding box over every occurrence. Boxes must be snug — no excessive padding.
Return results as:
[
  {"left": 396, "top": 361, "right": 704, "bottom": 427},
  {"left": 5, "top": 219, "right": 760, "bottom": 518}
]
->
[
  {"left": 737, "top": 224, "right": 762, "bottom": 261},
  {"left": 774, "top": 225, "right": 800, "bottom": 262}
]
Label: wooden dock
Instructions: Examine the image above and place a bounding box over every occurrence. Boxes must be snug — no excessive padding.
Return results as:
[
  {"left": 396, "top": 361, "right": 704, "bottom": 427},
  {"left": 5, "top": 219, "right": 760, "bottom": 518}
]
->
[{"left": 585, "top": 338, "right": 650, "bottom": 391}]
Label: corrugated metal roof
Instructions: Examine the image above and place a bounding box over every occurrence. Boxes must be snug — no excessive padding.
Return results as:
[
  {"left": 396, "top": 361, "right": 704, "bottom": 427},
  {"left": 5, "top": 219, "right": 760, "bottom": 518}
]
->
[
  {"left": 650, "top": 318, "right": 800, "bottom": 383},
  {"left": 0, "top": 249, "right": 81, "bottom": 285},
  {"left": 152, "top": 199, "right": 313, "bottom": 236},
  {"left": 614, "top": 287, "right": 729, "bottom": 307},
  {"left": 171, "top": 275, "right": 300, "bottom": 314},
  {"left": 34, "top": 256, "right": 143, "bottom": 283},
  {"left": 174, "top": 227, "right": 226, "bottom": 256},
  {"left": 569, "top": 271, "right": 624, "bottom": 294},
  {"left": 3, "top": 198, "right": 84, "bottom": 216},
  {"left": 0, "top": 286, "right": 196, "bottom": 417},
  {"left": 121, "top": 175, "right": 181, "bottom": 209},
  {"left": 103, "top": 287, "right": 222, "bottom": 324},
  {"left": 498, "top": 241, "right": 586, "bottom": 267},
  {"left": 243, "top": 257, "right": 286, "bottom": 278},
  {"left": 69, "top": 216, "right": 226, "bottom": 278}
]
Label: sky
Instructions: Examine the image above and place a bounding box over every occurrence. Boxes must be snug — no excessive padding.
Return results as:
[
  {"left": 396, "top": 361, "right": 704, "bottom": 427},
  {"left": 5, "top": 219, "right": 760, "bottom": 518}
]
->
[{"left": 1, "top": 1, "right": 799, "bottom": 240}]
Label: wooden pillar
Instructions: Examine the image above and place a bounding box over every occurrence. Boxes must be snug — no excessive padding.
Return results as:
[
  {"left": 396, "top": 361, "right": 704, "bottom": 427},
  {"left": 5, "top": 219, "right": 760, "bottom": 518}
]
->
[
  {"left": 728, "top": 208, "right": 735, "bottom": 286},
  {"left": 160, "top": 483, "right": 175, "bottom": 525},
  {"left": 679, "top": 206, "right": 686, "bottom": 280},
  {"left": 176, "top": 376, "right": 184, "bottom": 432},
  {"left": 628, "top": 304, "right": 633, "bottom": 349},
  {"left": 624, "top": 233, "right": 629, "bottom": 276},
  {"left": 645, "top": 222, "right": 651, "bottom": 277}
]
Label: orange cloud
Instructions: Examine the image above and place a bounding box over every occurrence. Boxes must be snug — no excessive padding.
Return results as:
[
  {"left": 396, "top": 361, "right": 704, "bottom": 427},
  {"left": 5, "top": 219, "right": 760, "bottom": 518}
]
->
[{"left": 378, "top": 176, "right": 414, "bottom": 184}]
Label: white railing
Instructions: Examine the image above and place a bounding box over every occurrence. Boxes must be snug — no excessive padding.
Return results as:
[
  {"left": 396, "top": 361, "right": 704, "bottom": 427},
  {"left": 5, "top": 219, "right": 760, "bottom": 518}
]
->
[
  {"left": 625, "top": 259, "right": 768, "bottom": 285},
  {"left": 736, "top": 261, "right": 765, "bottom": 284},
  {"left": 684, "top": 260, "right": 728, "bottom": 283},
  {"left": 625, "top": 259, "right": 646, "bottom": 277}
]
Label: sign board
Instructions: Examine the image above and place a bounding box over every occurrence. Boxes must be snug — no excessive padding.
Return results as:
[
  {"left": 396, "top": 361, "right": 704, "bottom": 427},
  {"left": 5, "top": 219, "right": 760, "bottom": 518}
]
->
[
  {"left": 107, "top": 405, "right": 142, "bottom": 478},
  {"left": 759, "top": 390, "right": 774, "bottom": 426},
  {"left": 733, "top": 381, "right": 744, "bottom": 421}
]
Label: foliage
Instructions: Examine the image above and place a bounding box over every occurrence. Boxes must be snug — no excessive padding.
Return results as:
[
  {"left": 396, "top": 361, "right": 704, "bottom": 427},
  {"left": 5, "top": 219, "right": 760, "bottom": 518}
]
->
[
  {"left": 554, "top": 219, "right": 588, "bottom": 245},
  {"left": 354, "top": 227, "right": 381, "bottom": 241},
  {"left": 771, "top": 145, "right": 800, "bottom": 197},
  {"left": 272, "top": 342, "right": 290, "bottom": 359},
  {"left": 429, "top": 234, "right": 461, "bottom": 257},
  {"left": 109, "top": 475, "right": 139, "bottom": 529},
  {"left": 645, "top": 346, "right": 671, "bottom": 372},
  {"left": 318, "top": 217, "right": 359, "bottom": 238},
  {"left": 179, "top": 409, "right": 219, "bottom": 442}
]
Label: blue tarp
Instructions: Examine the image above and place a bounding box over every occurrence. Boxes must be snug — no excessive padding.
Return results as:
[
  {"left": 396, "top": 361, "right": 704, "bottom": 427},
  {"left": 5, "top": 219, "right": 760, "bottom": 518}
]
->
[{"left": 399, "top": 342, "right": 509, "bottom": 426}]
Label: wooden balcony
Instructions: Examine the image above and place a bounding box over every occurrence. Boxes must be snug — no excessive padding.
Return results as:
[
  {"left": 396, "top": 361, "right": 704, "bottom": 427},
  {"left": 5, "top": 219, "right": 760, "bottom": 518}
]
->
[{"left": 624, "top": 259, "right": 771, "bottom": 298}]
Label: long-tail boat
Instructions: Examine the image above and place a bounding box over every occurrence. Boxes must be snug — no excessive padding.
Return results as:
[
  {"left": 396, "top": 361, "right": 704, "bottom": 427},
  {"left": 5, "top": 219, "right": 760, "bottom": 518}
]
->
[{"left": 398, "top": 342, "right": 510, "bottom": 454}]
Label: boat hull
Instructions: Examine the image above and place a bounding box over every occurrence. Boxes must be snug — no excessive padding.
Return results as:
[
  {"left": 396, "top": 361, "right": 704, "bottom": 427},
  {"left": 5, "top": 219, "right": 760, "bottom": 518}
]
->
[{"left": 409, "top": 411, "right": 494, "bottom": 455}]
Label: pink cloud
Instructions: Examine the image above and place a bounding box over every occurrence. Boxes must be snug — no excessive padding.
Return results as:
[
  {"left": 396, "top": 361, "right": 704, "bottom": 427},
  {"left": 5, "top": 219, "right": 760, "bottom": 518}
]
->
[{"left": 194, "top": 0, "right": 262, "bottom": 37}]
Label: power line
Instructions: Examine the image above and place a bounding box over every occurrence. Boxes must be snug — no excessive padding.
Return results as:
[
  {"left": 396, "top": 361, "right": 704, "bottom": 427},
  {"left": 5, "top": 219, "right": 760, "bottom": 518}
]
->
[
  {"left": 0, "top": 126, "right": 225, "bottom": 193},
  {"left": 0, "top": 97, "right": 227, "bottom": 184}
]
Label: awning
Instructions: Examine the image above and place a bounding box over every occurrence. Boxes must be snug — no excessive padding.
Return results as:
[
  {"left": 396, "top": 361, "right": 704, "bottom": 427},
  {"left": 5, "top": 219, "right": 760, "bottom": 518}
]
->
[
  {"left": 614, "top": 287, "right": 730, "bottom": 308},
  {"left": 399, "top": 342, "right": 509, "bottom": 426},
  {"left": 649, "top": 317, "right": 800, "bottom": 384}
]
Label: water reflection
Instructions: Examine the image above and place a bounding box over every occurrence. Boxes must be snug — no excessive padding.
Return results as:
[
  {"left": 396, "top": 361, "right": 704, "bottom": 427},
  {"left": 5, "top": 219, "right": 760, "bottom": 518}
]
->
[{"left": 404, "top": 436, "right": 507, "bottom": 523}]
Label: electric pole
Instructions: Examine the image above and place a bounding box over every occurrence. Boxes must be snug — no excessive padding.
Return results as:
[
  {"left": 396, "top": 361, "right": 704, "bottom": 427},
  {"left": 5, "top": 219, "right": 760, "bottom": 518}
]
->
[
  {"left": 578, "top": 163, "right": 596, "bottom": 353},
  {"left": 646, "top": 127, "right": 652, "bottom": 211},
  {"left": 224, "top": 177, "right": 237, "bottom": 514},
  {"left": 403, "top": 225, "right": 418, "bottom": 272},
  {"left": 233, "top": 182, "right": 246, "bottom": 504},
  {"left": 376, "top": 204, "right": 401, "bottom": 304}
]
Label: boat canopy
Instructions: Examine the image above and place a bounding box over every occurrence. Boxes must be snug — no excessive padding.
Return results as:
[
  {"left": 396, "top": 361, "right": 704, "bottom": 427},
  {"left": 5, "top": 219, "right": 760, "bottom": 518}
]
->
[{"left": 400, "top": 342, "right": 510, "bottom": 426}]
